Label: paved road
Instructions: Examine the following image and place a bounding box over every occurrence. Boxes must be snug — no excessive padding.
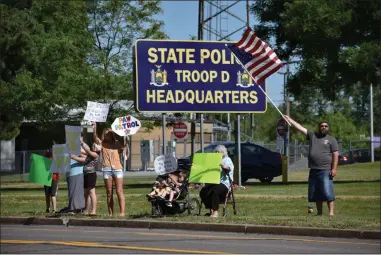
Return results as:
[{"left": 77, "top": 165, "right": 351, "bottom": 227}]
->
[{"left": 1, "top": 225, "right": 379, "bottom": 254}]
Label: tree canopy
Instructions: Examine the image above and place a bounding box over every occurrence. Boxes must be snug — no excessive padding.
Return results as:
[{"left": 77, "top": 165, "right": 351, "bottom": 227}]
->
[
  {"left": 0, "top": 0, "right": 166, "bottom": 139},
  {"left": 251, "top": 0, "right": 380, "bottom": 99},
  {"left": 251, "top": 0, "right": 380, "bottom": 136}
]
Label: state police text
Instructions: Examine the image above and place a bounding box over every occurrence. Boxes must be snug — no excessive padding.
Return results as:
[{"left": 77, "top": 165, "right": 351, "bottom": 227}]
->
[{"left": 146, "top": 90, "right": 258, "bottom": 104}]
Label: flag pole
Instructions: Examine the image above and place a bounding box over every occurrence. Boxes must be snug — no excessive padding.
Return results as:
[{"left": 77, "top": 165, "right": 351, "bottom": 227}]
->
[{"left": 225, "top": 44, "right": 291, "bottom": 126}]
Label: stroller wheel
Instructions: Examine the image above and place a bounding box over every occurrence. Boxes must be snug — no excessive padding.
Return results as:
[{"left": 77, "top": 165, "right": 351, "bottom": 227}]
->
[
  {"left": 152, "top": 203, "right": 162, "bottom": 216},
  {"left": 187, "top": 197, "right": 200, "bottom": 215}
]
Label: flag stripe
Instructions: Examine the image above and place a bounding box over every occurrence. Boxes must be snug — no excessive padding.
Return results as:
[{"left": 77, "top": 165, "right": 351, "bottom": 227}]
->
[
  {"left": 244, "top": 36, "right": 260, "bottom": 52},
  {"left": 257, "top": 65, "right": 283, "bottom": 84},
  {"left": 229, "top": 27, "right": 283, "bottom": 85},
  {"left": 256, "top": 63, "right": 283, "bottom": 84},
  {"left": 236, "top": 29, "right": 253, "bottom": 47},
  {"left": 247, "top": 48, "right": 275, "bottom": 69},
  {"left": 248, "top": 41, "right": 267, "bottom": 56},
  {"left": 242, "top": 34, "right": 257, "bottom": 51}
]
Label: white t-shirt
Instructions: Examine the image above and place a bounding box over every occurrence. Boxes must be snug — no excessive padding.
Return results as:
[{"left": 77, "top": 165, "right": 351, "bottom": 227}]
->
[{"left": 220, "top": 156, "right": 234, "bottom": 189}]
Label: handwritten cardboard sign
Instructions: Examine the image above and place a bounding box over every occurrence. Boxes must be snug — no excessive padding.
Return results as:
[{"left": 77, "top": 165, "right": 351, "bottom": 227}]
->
[
  {"left": 83, "top": 101, "right": 110, "bottom": 122},
  {"left": 50, "top": 144, "right": 70, "bottom": 173},
  {"left": 65, "top": 125, "right": 81, "bottom": 155},
  {"left": 154, "top": 154, "right": 178, "bottom": 175}
]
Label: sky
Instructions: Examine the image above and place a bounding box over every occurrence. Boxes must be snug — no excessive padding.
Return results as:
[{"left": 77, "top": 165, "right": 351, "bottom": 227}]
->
[{"left": 156, "top": 1, "right": 286, "bottom": 107}]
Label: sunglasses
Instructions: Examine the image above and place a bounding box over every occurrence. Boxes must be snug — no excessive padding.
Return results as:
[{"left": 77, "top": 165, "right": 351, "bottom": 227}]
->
[{"left": 320, "top": 125, "right": 329, "bottom": 128}]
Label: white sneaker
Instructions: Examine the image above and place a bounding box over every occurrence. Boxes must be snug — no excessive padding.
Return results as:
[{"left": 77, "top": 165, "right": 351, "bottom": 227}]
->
[{"left": 166, "top": 202, "right": 172, "bottom": 207}]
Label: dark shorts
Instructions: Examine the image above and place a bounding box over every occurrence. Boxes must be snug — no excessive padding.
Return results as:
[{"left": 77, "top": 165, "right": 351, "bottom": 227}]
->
[
  {"left": 44, "top": 180, "right": 58, "bottom": 196},
  {"left": 84, "top": 172, "right": 97, "bottom": 189},
  {"left": 308, "top": 169, "right": 335, "bottom": 202}
]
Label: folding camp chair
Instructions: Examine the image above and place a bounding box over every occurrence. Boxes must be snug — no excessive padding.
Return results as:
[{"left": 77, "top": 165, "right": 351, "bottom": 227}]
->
[
  {"left": 199, "top": 173, "right": 237, "bottom": 217},
  {"left": 221, "top": 174, "right": 237, "bottom": 216}
]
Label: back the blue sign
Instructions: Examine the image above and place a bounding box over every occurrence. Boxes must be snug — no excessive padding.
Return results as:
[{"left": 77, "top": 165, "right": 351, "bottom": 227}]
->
[{"left": 134, "top": 40, "right": 267, "bottom": 113}]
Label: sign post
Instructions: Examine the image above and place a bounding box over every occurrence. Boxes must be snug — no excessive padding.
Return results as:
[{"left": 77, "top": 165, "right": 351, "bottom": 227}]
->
[{"left": 277, "top": 118, "right": 288, "bottom": 183}]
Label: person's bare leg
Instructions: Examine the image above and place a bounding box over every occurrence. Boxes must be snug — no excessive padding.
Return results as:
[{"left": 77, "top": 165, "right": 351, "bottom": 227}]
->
[
  {"left": 168, "top": 190, "right": 174, "bottom": 201},
  {"left": 316, "top": 201, "right": 323, "bottom": 215},
  {"left": 83, "top": 189, "right": 90, "bottom": 215},
  {"left": 104, "top": 178, "right": 114, "bottom": 216},
  {"left": 114, "top": 177, "right": 125, "bottom": 216},
  {"left": 328, "top": 201, "right": 334, "bottom": 216},
  {"left": 51, "top": 196, "right": 57, "bottom": 212},
  {"left": 89, "top": 188, "right": 97, "bottom": 215}
]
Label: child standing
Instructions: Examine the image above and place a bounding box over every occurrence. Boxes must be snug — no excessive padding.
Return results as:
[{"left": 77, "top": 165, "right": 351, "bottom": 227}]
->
[
  {"left": 44, "top": 149, "right": 60, "bottom": 213},
  {"left": 44, "top": 173, "right": 60, "bottom": 213}
]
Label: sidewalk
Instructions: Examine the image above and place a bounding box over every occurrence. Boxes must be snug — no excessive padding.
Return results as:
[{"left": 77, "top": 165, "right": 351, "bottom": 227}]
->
[{"left": 1, "top": 216, "right": 379, "bottom": 240}]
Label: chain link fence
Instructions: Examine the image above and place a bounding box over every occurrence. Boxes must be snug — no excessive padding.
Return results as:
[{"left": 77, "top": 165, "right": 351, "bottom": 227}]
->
[{"left": 4, "top": 140, "right": 379, "bottom": 179}]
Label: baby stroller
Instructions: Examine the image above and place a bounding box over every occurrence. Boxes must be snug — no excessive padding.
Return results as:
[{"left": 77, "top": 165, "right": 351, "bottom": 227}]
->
[{"left": 147, "top": 171, "right": 200, "bottom": 216}]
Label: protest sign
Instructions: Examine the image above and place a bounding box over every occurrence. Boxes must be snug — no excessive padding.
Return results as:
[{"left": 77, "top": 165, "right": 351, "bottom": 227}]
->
[
  {"left": 29, "top": 154, "right": 53, "bottom": 186},
  {"left": 111, "top": 115, "right": 141, "bottom": 136},
  {"left": 50, "top": 144, "right": 70, "bottom": 173},
  {"left": 189, "top": 153, "right": 222, "bottom": 184},
  {"left": 83, "top": 101, "right": 110, "bottom": 122},
  {"left": 65, "top": 125, "right": 81, "bottom": 155},
  {"left": 154, "top": 154, "right": 178, "bottom": 175}
]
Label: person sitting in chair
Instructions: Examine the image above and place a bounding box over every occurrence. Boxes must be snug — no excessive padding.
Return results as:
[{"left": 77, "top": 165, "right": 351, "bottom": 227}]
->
[
  {"left": 199, "top": 145, "right": 234, "bottom": 218},
  {"left": 147, "top": 177, "right": 171, "bottom": 199}
]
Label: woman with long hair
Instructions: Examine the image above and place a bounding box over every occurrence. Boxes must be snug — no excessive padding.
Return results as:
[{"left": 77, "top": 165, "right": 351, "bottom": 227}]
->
[
  {"left": 71, "top": 136, "right": 99, "bottom": 216},
  {"left": 93, "top": 122, "right": 129, "bottom": 217}
]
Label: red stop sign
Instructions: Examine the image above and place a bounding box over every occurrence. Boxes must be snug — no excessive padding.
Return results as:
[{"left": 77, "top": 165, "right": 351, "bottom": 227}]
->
[
  {"left": 277, "top": 118, "right": 287, "bottom": 137},
  {"left": 173, "top": 122, "right": 188, "bottom": 139}
]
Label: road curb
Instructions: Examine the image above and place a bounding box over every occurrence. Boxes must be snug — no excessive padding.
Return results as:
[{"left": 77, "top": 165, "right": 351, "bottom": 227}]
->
[{"left": 1, "top": 216, "right": 379, "bottom": 240}]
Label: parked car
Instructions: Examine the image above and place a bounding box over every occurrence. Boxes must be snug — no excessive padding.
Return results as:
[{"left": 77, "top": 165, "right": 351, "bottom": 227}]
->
[
  {"left": 177, "top": 142, "right": 282, "bottom": 183},
  {"left": 338, "top": 149, "right": 380, "bottom": 165}
]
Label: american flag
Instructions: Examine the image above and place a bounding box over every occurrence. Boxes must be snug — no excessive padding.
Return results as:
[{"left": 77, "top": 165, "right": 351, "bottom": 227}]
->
[{"left": 228, "top": 27, "right": 283, "bottom": 85}]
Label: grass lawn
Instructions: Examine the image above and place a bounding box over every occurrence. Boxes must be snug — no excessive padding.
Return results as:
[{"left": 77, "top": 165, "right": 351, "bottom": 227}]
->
[{"left": 0, "top": 162, "right": 379, "bottom": 230}]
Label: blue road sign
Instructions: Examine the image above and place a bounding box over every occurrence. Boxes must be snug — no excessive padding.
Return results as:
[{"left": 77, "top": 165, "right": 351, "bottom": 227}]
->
[{"left": 134, "top": 40, "right": 267, "bottom": 113}]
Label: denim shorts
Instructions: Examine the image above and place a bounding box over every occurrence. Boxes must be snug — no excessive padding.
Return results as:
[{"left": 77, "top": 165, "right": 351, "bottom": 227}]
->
[
  {"left": 308, "top": 169, "right": 335, "bottom": 202},
  {"left": 102, "top": 167, "right": 124, "bottom": 180}
]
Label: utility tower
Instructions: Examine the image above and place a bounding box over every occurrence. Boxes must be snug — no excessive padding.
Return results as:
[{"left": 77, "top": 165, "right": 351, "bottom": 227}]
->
[{"left": 195, "top": 0, "right": 253, "bottom": 147}]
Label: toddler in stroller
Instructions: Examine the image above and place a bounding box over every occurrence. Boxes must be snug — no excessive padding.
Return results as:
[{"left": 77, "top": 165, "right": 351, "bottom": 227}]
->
[
  {"left": 147, "top": 170, "right": 200, "bottom": 216},
  {"left": 146, "top": 177, "right": 171, "bottom": 199}
]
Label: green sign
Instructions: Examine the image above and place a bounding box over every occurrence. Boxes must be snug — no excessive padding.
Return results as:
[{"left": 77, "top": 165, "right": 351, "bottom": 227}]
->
[
  {"left": 29, "top": 154, "right": 53, "bottom": 186},
  {"left": 189, "top": 153, "right": 222, "bottom": 184}
]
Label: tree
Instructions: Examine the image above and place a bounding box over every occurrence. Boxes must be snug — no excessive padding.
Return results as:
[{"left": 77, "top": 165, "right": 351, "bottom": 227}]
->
[
  {"left": 251, "top": 0, "right": 380, "bottom": 99},
  {"left": 0, "top": 0, "right": 168, "bottom": 139},
  {"left": 0, "top": 0, "right": 92, "bottom": 139},
  {"left": 86, "top": 0, "right": 167, "bottom": 124}
]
